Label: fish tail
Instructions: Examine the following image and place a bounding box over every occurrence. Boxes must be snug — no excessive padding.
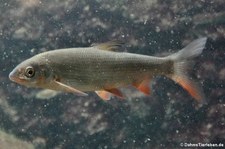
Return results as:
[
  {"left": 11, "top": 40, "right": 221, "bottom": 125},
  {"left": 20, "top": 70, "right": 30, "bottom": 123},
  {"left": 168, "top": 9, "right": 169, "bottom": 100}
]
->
[{"left": 168, "top": 38, "right": 207, "bottom": 103}]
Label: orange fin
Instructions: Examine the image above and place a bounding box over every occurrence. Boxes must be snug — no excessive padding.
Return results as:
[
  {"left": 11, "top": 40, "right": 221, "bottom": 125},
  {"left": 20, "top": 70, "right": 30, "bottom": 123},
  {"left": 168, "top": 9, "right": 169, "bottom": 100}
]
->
[
  {"left": 95, "top": 88, "right": 124, "bottom": 100},
  {"left": 95, "top": 91, "right": 111, "bottom": 100},
  {"left": 132, "top": 79, "right": 151, "bottom": 95},
  {"left": 172, "top": 75, "right": 205, "bottom": 103},
  {"left": 53, "top": 80, "right": 88, "bottom": 96},
  {"left": 168, "top": 37, "right": 207, "bottom": 103},
  {"left": 106, "top": 88, "right": 124, "bottom": 99}
]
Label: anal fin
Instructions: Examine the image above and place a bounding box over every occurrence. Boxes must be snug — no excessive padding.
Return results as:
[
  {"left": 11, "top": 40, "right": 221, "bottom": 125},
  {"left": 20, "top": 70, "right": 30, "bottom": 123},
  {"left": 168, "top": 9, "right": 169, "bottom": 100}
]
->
[
  {"left": 132, "top": 79, "right": 151, "bottom": 95},
  {"left": 106, "top": 88, "right": 124, "bottom": 99}
]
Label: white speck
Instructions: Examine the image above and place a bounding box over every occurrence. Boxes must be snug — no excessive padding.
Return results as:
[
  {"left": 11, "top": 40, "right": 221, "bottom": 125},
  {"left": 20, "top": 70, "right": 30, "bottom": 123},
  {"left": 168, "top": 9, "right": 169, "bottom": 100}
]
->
[
  {"left": 30, "top": 48, "right": 35, "bottom": 53},
  {"left": 84, "top": 5, "right": 90, "bottom": 11},
  {"left": 144, "top": 138, "right": 151, "bottom": 143},
  {"left": 155, "top": 26, "right": 160, "bottom": 32},
  {"left": 130, "top": 14, "right": 135, "bottom": 19},
  {"left": 144, "top": 20, "right": 147, "bottom": 25},
  {"left": 84, "top": 101, "right": 89, "bottom": 107}
]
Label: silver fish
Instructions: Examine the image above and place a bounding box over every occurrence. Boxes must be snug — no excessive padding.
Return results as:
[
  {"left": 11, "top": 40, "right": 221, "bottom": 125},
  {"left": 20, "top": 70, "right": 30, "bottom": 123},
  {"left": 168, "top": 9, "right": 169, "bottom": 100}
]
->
[{"left": 9, "top": 38, "right": 207, "bottom": 102}]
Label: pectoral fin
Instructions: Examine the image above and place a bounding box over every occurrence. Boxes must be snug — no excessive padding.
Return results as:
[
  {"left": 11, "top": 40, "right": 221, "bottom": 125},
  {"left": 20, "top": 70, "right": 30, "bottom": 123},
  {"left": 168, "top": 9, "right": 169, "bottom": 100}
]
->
[{"left": 52, "top": 80, "right": 88, "bottom": 96}]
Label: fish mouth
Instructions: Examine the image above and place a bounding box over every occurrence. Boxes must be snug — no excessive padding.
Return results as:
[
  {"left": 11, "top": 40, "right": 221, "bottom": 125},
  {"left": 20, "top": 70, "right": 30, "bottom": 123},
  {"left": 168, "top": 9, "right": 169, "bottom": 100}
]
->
[{"left": 9, "top": 71, "right": 25, "bottom": 84}]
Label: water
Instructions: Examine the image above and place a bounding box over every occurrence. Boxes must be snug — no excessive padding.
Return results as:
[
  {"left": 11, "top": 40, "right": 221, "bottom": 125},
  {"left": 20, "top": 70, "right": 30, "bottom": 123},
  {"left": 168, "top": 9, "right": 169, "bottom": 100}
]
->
[{"left": 1, "top": 0, "right": 225, "bottom": 148}]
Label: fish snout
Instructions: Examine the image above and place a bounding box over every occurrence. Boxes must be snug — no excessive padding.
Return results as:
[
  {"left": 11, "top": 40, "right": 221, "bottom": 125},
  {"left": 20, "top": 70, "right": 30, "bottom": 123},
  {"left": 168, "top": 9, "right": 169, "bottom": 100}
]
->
[
  {"left": 9, "top": 69, "right": 22, "bottom": 83},
  {"left": 9, "top": 70, "right": 17, "bottom": 82}
]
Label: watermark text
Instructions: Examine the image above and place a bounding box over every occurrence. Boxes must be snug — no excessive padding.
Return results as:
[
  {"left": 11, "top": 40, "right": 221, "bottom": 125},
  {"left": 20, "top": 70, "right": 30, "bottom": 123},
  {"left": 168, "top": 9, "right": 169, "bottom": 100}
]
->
[{"left": 180, "top": 142, "right": 224, "bottom": 148}]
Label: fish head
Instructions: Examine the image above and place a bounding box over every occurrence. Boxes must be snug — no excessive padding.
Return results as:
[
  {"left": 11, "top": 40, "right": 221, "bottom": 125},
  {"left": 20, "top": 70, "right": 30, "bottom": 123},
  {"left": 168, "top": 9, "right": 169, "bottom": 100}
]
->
[{"left": 9, "top": 57, "right": 53, "bottom": 88}]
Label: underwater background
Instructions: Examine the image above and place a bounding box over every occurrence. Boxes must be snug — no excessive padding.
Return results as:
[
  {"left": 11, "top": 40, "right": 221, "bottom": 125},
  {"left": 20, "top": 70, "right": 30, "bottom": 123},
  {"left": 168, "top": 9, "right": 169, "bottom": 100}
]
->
[{"left": 0, "top": 0, "right": 225, "bottom": 148}]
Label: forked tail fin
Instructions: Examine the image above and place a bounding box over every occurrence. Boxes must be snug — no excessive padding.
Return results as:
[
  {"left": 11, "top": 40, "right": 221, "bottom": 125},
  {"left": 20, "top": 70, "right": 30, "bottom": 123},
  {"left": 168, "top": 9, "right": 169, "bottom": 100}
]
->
[{"left": 168, "top": 38, "right": 207, "bottom": 103}]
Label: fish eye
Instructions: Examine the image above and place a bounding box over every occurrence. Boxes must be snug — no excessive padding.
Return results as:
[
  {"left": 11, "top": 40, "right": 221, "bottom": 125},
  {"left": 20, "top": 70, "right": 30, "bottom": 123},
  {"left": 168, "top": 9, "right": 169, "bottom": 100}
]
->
[{"left": 25, "top": 66, "right": 35, "bottom": 78}]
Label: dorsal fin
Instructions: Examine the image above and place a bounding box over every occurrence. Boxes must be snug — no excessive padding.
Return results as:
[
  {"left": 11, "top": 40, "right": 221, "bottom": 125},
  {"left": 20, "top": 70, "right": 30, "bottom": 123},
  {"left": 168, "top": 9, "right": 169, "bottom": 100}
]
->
[{"left": 92, "top": 41, "right": 124, "bottom": 51}]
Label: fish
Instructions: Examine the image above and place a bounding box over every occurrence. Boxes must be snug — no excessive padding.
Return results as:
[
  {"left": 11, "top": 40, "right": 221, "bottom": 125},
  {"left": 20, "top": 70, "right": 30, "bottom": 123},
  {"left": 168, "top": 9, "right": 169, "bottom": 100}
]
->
[{"left": 9, "top": 38, "right": 207, "bottom": 103}]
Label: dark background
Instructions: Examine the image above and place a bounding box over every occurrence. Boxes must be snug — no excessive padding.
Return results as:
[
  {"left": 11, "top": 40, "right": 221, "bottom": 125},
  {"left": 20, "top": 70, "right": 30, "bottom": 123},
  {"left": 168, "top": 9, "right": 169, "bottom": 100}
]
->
[{"left": 0, "top": 0, "right": 225, "bottom": 148}]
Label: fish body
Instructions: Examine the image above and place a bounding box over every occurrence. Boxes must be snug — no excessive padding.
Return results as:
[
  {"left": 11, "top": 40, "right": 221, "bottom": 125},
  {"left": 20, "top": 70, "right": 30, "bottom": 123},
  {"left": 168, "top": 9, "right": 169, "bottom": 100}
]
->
[
  {"left": 38, "top": 48, "right": 171, "bottom": 90},
  {"left": 9, "top": 38, "right": 207, "bottom": 102}
]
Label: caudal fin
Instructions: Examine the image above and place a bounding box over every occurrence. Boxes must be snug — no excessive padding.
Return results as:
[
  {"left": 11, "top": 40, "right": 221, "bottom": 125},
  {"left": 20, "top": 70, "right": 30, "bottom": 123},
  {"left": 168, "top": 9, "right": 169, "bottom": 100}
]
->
[{"left": 168, "top": 38, "right": 207, "bottom": 103}]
